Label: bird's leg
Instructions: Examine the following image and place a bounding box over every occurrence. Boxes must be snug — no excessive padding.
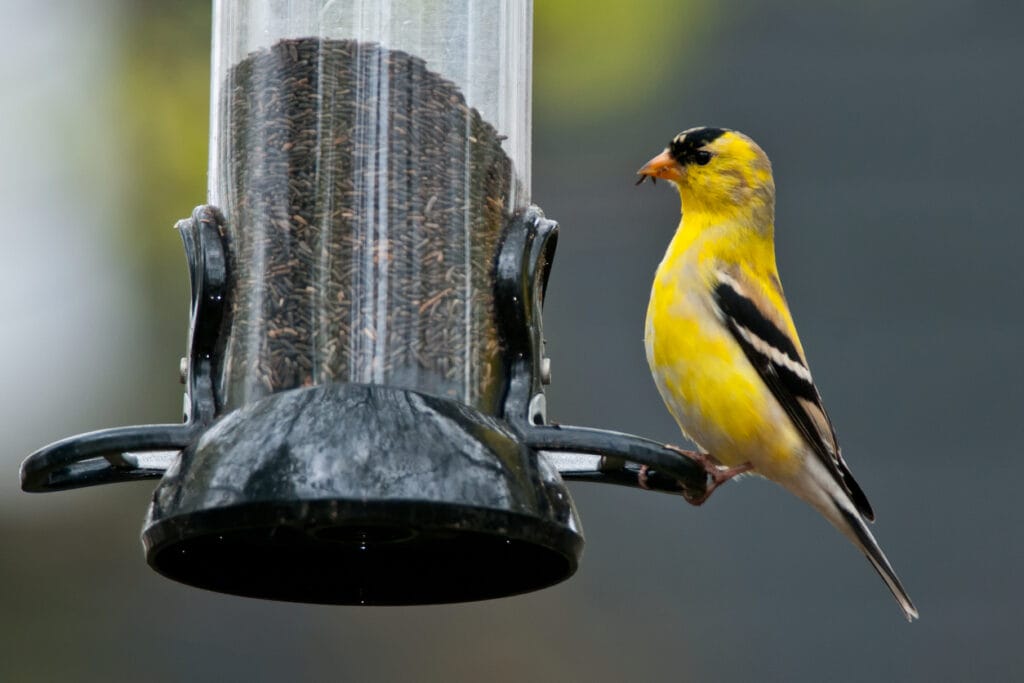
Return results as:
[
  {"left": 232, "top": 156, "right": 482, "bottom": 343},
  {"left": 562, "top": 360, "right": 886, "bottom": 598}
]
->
[
  {"left": 663, "top": 444, "right": 753, "bottom": 506},
  {"left": 685, "top": 461, "right": 753, "bottom": 506}
]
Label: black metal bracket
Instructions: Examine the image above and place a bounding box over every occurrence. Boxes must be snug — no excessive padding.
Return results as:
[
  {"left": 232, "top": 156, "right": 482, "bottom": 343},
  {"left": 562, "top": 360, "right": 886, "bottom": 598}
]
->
[
  {"left": 495, "top": 208, "right": 707, "bottom": 497},
  {"left": 20, "top": 206, "right": 228, "bottom": 492}
]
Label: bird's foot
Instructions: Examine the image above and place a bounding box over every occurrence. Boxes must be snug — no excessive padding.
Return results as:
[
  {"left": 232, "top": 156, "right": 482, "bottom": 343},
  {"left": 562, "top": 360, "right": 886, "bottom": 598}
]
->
[
  {"left": 638, "top": 464, "right": 652, "bottom": 490},
  {"left": 663, "top": 444, "right": 753, "bottom": 506}
]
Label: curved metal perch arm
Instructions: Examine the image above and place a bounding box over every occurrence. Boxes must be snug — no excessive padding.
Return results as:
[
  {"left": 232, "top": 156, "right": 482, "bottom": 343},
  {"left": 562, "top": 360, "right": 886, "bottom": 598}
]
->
[
  {"left": 20, "top": 426, "right": 194, "bottom": 492},
  {"left": 528, "top": 426, "right": 706, "bottom": 497}
]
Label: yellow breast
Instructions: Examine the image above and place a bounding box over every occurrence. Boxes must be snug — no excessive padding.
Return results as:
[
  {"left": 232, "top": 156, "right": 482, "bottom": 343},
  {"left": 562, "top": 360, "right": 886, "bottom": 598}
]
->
[{"left": 644, "top": 223, "right": 804, "bottom": 478}]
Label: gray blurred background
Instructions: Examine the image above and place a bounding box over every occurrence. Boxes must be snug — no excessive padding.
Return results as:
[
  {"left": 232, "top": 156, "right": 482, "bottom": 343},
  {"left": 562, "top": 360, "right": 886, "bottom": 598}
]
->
[{"left": 2, "top": 1, "right": 1021, "bottom": 681}]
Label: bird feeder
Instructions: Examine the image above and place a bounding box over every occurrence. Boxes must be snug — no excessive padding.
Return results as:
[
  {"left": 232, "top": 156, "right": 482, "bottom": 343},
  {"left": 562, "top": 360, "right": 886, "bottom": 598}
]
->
[{"left": 21, "top": 0, "right": 704, "bottom": 605}]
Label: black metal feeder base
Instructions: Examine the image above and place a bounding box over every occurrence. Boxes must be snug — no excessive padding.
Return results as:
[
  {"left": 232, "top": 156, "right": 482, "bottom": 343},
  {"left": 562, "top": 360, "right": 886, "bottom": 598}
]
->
[{"left": 143, "top": 383, "right": 583, "bottom": 605}]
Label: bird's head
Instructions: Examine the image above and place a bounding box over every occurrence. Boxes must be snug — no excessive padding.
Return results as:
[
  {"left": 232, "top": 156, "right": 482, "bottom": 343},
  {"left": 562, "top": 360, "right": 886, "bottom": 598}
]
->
[{"left": 637, "top": 127, "right": 775, "bottom": 219}]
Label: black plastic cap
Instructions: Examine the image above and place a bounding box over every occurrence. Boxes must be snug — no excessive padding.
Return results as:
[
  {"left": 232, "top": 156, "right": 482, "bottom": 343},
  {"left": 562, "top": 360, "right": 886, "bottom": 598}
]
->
[{"left": 142, "top": 384, "right": 583, "bottom": 605}]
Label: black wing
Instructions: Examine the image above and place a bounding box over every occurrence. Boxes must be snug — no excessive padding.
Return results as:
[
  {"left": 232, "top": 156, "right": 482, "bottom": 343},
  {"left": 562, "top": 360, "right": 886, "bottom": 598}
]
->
[{"left": 712, "top": 271, "right": 874, "bottom": 520}]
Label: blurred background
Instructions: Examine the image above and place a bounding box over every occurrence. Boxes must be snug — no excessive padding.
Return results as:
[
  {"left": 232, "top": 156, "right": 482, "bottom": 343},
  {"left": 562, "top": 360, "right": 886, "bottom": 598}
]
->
[{"left": 2, "top": 0, "right": 1021, "bottom": 680}]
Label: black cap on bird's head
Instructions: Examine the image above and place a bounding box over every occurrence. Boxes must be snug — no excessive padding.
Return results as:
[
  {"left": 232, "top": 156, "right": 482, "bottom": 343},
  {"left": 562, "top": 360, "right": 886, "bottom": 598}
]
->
[
  {"left": 636, "top": 127, "right": 729, "bottom": 185},
  {"left": 668, "top": 127, "right": 729, "bottom": 165}
]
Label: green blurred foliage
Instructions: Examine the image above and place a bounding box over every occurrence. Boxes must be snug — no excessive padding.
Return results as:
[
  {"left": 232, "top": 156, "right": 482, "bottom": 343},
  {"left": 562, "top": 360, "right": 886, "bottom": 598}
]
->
[
  {"left": 535, "top": 0, "right": 715, "bottom": 122},
  {"left": 112, "top": 0, "right": 210, "bottom": 351}
]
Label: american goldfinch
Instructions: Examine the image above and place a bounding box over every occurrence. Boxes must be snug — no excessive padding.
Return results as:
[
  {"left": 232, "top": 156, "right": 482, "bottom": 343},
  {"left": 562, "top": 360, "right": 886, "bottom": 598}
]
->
[{"left": 637, "top": 127, "right": 918, "bottom": 621}]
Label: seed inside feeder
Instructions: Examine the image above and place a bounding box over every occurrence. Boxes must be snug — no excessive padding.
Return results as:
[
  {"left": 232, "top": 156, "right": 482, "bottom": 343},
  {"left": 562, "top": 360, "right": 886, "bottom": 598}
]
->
[{"left": 217, "top": 38, "right": 520, "bottom": 414}]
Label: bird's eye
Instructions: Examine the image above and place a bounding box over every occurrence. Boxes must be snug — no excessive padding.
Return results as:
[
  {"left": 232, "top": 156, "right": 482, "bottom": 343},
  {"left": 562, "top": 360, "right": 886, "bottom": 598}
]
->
[{"left": 694, "top": 150, "right": 712, "bottom": 166}]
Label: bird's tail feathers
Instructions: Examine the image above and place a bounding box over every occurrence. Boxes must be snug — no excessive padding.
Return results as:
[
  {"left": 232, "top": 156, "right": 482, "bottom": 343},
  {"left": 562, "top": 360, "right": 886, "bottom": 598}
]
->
[{"left": 831, "top": 498, "right": 919, "bottom": 622}]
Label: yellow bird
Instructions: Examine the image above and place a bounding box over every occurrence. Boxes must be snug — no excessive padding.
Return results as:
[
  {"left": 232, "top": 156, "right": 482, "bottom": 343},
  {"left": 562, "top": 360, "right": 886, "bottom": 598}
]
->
[{"left": 638, "top": 127, "right": 918, "bottom": 621}]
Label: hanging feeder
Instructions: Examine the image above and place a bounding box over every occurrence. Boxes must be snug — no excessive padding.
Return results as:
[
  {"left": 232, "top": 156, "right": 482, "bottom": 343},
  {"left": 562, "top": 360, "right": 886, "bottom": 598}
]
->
[{"left": 21, "top": 0, "right": 705, "bottom": 605}]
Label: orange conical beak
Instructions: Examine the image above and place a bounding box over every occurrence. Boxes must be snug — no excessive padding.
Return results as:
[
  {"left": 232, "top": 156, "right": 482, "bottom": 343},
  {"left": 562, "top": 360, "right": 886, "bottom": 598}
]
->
[{"left": 636, "top": 149, "right": 683, "bottom": 184}]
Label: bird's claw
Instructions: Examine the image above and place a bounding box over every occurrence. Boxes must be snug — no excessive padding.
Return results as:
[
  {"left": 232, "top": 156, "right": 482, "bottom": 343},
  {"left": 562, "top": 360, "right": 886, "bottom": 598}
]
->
[{"left": 663, "top": 444, "right": 752, "bottom": 506}]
